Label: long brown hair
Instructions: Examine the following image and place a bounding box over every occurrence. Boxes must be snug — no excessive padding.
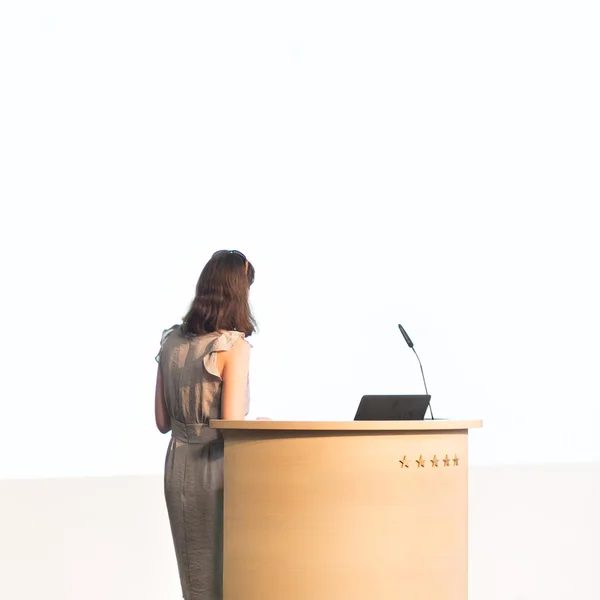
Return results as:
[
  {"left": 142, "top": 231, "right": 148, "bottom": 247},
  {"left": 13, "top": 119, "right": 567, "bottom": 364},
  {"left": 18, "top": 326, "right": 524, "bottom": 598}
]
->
[{"left": 181, "top": 250, "right": 256, "bottom": 336}]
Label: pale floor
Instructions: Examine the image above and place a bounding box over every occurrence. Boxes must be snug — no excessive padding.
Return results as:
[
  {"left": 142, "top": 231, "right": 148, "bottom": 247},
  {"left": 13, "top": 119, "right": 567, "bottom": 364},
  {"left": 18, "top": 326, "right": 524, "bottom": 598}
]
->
[{"left": 1, "top": 464, "right": 599, "bottom": 600}]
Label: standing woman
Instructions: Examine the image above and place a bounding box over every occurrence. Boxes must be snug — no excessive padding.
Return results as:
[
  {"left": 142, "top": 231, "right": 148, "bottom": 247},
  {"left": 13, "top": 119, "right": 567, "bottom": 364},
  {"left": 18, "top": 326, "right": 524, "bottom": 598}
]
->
[{"left": 154, "top": 250, "right": 255, "bottom": 600}]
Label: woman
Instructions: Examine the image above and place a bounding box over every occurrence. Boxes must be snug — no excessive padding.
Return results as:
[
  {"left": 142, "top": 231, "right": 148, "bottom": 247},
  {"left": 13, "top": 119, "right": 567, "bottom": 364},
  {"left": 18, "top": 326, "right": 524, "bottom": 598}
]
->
[{"left": 154, "top": 249, "right": 255, "bottom": 600}]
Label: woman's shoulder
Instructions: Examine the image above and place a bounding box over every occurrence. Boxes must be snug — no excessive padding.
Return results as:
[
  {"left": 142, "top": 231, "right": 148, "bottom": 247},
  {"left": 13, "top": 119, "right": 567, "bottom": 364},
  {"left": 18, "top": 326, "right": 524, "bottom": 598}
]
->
[
  {"left": 206, "top": 330, "right": 249, "bottom": 352},
  {"left": 203, "top": 330, "right": 249, "bottom": 379},
  {"left": 155, "top": 324, "right": 181, "bottom": 362},
  {"left": 158, "top": 326, "right": 249, "bottom": 354},
  {"left": 160, "top": 324, "right": 181, "bottom": 342}
]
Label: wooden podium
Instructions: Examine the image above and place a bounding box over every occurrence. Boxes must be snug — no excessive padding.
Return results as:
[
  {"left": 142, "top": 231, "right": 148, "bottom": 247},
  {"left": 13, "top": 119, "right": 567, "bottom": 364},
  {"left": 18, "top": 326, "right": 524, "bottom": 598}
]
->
[{"left": 211, "top": 419, "right": 482, "bottom": 600}]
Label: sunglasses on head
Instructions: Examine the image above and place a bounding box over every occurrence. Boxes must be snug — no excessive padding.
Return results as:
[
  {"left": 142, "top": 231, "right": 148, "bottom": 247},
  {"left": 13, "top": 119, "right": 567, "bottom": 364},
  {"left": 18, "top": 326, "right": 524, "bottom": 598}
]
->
[{"left": 213, "top": 249, "right": 249, "bottom": 273}]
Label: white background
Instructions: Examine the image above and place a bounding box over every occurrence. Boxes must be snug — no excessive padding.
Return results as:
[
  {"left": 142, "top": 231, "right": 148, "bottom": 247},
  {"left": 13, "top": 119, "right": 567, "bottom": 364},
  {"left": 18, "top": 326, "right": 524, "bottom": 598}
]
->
[{"left": 1, "top": 1, "right": 598, "bottom": 479}]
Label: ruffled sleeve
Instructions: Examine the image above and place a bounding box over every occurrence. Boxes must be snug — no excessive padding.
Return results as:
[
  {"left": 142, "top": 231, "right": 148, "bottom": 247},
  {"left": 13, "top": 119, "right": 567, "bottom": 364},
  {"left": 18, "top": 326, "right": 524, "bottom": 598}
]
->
[
  {"left": 155, "top": 324, "right": 180, "bottom": 363},
  {"left": 202, "top": 331, "right": 247, "bottom": 379}
]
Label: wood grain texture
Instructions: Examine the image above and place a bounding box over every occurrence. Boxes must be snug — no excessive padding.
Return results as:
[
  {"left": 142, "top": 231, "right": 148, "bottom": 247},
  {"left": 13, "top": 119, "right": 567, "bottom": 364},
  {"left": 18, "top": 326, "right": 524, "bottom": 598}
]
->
[{"left": 222, "top": 427, "right": 474, "bottom": 600}]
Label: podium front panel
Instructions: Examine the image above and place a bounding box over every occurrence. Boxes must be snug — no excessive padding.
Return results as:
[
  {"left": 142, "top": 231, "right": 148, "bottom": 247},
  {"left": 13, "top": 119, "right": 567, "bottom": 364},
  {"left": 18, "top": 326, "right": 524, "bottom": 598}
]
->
[{"left": 222, "top": 428, "right": 470, "bottom": 600}]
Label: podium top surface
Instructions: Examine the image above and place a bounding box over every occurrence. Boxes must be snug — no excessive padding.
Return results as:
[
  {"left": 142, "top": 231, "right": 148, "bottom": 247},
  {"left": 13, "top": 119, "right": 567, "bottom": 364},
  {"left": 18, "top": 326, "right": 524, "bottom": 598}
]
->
[{"left": 210, "top": 419, "right": 482, "bottom": 431}]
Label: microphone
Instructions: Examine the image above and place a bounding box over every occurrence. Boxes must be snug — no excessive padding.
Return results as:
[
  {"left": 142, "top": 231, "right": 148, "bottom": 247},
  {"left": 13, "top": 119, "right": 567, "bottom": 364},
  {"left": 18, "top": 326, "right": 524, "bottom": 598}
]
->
[
  {"left": 397, "top": 323, "right": 414, "bottom": 348},
  {"left": 397, "top": 324, "right": 434, "bottom": 420}
]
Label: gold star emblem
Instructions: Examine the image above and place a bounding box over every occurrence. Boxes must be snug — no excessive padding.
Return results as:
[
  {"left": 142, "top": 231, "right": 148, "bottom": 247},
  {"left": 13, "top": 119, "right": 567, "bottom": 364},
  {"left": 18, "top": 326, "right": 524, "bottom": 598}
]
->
[
  {"left": 416, "top": 454, "right": 425, "bottom": 468},
  {"left": 399, "top": 455, "right": 409, "bottom": 468},
  {"left": 453, "top": 454, "right": 459, "bottom": 466},
  {"left": 443, "top": 454, "right": 451, "bottom": 466},
  {"left": 430, "top": 454, "right": 439, "bottom": 467}
]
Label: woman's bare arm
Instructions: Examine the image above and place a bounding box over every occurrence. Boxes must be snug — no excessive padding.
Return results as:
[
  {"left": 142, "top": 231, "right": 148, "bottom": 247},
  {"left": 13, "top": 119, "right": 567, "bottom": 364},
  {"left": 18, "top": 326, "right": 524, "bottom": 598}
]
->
[
  {"left": 221, "top": 338, "right": 250, "bottom": 420},
  {"left": 155, "top": 365, "right": 171, "bottom": 433}
]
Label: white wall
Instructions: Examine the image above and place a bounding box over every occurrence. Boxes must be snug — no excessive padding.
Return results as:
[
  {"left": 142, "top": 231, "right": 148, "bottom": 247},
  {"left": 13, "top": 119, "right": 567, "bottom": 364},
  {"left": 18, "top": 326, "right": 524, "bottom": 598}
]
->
[
  {"left": 1, "top": 0, "right": 599, "bottom": 481},
  {"left": 2, "top": 465, "right": 599, "bottom": 600}
]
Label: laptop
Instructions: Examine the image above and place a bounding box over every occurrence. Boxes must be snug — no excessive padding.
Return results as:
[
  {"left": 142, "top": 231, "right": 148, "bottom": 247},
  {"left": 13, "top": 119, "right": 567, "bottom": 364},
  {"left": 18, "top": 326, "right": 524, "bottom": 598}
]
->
[{"left": 354, "top": 395, "right": 432, "bottom": 421}]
